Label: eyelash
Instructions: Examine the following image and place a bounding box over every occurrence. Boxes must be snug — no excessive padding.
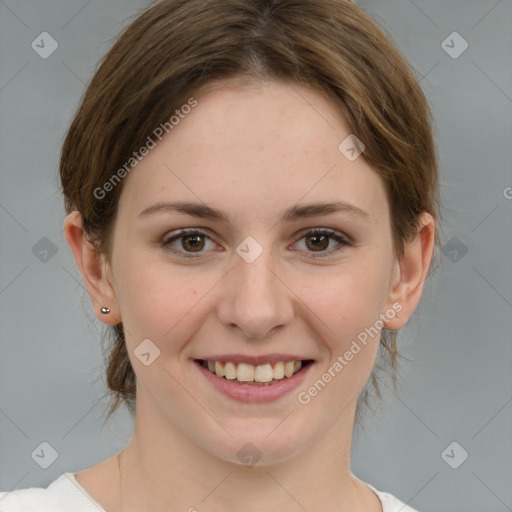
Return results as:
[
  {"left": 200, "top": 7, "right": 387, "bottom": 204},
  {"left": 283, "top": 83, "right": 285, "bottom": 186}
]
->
[{"left": 160, "top": 228, "right": 351, "bottom": 259}]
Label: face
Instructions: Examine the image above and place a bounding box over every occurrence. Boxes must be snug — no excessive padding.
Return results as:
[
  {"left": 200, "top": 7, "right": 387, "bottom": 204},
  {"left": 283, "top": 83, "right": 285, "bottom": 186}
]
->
[{"left": 101, "top": 80, "right": 403, "bottom": 465}]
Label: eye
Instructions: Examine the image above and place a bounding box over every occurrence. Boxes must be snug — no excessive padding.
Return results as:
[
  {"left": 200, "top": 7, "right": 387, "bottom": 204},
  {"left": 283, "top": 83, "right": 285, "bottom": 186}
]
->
[
  {"left": 160, "top": 227, "right": 351, "bottom": 260},
  {"left": 160, "top": 229, "right": 217, "bottom": 259},
  {"left": 292, "top": 228, "right": 351, "bottom": 258}
]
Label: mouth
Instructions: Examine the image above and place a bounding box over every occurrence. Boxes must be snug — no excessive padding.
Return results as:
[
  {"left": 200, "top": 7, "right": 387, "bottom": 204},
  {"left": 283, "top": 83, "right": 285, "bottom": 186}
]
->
[{"left": 194, "top": 358, "right": 314, "bottom": 386}]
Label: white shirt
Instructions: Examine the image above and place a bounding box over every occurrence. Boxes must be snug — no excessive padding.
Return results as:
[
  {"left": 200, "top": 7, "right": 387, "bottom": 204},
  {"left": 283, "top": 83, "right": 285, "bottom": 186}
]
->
[{"left": 0, "top": 473, "right": 419, "bottom": 511}]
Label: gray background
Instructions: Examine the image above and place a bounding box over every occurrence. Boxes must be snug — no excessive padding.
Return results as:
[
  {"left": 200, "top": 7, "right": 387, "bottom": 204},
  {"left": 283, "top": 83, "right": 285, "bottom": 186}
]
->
[{"left": 0, "top": 1, "right": 511, "bottom": 511}]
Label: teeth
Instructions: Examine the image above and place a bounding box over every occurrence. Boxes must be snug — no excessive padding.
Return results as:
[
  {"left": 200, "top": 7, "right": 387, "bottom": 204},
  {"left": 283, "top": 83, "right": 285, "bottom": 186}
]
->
[
  {"left": 214, "top": 361, "right": 224, "bottom": 378},
  {"left": 273, "top": 361, "right": 284, "bottom": 379},
  {"left": 224, "top": 361, "right": 237, "bottom": 380},
  {"left": 284, "top": 361, "right": 295, "bottom": 377},
  {"left": 203, "top": 359, "right": 307, "bottom": 383},
  {"left": 237, "top": 363, "right": 254, "bottom": 382},
  {"left": 254, "top": 363, "right": 273, "bottom": 383}
]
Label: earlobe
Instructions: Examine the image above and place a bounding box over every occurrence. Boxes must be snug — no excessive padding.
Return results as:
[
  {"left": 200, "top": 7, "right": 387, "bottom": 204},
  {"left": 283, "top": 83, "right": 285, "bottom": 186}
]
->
[
  {"left": 63, "top": 211, "right": 121, "bottom": 325},
  {"left": 383, "top": 212, "right": 436, "bottom": 330}
]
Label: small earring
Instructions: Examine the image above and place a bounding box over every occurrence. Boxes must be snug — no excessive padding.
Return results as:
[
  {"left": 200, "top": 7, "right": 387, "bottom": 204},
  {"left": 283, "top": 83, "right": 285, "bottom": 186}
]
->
[{"left": 100, "top": 307, "right": 110, "bottom": 314}]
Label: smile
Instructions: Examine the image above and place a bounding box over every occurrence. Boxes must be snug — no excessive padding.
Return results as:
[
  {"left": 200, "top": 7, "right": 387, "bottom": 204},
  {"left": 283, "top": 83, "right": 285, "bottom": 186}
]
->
[
  {"left": 197, "top": 359, "right": 313, "bottom": 385},
  {"left": 193, "top": 357, "right": 315, "bottom": 402}
]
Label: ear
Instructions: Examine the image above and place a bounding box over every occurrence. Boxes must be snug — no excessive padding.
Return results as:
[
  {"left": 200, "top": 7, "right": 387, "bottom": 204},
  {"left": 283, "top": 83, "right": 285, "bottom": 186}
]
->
[
  {"left": 383, "top": 212, "right": 435, "bottom": 330},
  {"left": 63, "top": 211, "right": 121, "bottom": 325}
]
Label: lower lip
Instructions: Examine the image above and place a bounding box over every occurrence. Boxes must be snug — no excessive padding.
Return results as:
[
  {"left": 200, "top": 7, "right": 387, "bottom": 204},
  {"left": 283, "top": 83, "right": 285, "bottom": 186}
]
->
[{"left": 194, "top": 360, "right": 313, "bottom": 403}]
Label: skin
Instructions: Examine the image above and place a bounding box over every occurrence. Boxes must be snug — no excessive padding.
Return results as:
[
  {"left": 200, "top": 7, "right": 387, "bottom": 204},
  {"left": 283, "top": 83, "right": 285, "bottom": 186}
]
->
[{"left": 64, "top": 80, "right": 435, "bottom": 512}]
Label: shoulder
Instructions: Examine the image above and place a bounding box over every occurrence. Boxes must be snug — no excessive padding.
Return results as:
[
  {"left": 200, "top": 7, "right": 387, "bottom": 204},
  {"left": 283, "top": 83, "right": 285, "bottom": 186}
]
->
[
  {"left": 367, "top": 483, "right": 420, "bottom": 512},
  {"left": 0, "top": 473, "right": 105, "bottom": 512}
]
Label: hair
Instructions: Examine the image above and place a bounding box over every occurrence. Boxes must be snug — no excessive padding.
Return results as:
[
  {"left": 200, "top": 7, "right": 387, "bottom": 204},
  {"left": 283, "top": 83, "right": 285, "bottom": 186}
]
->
[{"left": 59, "top": 0, "right": 440, "bottom": 425}]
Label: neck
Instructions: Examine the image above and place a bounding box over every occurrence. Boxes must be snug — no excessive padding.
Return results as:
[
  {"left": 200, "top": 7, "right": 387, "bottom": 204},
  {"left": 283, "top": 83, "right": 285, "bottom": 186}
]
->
[{"left": 116, "top": 397, "right": 378, "bottom": 512}]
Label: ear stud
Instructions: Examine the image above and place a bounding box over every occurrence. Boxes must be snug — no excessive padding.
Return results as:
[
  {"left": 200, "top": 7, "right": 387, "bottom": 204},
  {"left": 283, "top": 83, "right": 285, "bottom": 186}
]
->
[{"left": 100, "top": 307, "right": 111, "bottom": 314}]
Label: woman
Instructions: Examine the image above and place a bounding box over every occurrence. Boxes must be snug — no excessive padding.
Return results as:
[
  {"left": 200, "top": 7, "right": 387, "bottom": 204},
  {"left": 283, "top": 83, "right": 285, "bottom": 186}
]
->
[{"left": 0, "top": 0, "right": 439, "bottom": 510}]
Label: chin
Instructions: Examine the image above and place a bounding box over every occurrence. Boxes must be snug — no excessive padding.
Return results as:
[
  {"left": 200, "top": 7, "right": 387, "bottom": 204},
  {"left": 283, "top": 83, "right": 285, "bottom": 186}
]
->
[{"left": 200, "top": 419, "right": 312, "bottom": 469}]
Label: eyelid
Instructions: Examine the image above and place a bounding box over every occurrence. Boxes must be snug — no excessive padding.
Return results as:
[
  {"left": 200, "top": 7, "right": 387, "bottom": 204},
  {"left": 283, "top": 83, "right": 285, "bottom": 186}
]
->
[
  {"left": 294, "top": 226, "right": 351, "bottom": 244},
  {"left": 161, "top": 227, "right": 214, "bottom": 243}
]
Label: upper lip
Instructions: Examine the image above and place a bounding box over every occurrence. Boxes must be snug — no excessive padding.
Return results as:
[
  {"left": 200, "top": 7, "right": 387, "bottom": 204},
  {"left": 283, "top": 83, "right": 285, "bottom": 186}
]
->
[{"left": 195, "top": 354, "right": 313, "bottom": 365}]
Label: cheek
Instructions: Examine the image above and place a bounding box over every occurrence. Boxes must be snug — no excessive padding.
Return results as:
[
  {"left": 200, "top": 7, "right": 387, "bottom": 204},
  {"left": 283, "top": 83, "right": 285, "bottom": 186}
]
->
[
  {"left": 302, "top": 259, "right": 391, "bottom": 346},
  {"left": 296, "top": 269, "right": 386, "bottom": 411},
  {"left": 113, "top": 250, "right": 208, "bottom": 345}
]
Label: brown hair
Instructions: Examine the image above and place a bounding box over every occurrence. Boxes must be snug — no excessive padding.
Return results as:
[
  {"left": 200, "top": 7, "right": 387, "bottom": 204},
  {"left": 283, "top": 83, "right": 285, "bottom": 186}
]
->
[{"left": 59, "top": 0, "right": 440, "bottom": 424}]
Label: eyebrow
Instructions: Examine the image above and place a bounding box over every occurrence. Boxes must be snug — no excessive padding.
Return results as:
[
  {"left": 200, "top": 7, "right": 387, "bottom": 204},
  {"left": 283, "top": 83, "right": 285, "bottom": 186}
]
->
[{"left": 137, "top": 200, "right": 370, "bottom": 223}]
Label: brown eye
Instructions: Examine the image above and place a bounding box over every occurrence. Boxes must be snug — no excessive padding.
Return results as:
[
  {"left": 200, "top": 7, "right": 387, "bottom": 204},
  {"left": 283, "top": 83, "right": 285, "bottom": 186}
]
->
[
  {"left": 305, "top": 233, "right": 330, "bottom": 251},
  {"left": 294, "top": 228, "right": 351, "bottom": 258},
  {"left": 161, "top": 229, "right": 216, "bottom": 258},
  {"left": 181, "top": 234, "right": 205, "bottom": 252}
]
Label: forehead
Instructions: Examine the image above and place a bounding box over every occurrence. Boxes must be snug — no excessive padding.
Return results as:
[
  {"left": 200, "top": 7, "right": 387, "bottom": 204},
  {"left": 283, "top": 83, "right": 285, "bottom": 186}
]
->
[{"left": 117, "top": 81, "right": 389, "bottom": 226}]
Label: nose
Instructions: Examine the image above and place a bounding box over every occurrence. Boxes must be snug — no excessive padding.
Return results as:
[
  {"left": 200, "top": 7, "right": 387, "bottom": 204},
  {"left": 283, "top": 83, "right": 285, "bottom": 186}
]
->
[{"left": 215, "top": 244, "right": 294, "bottom": 340}]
